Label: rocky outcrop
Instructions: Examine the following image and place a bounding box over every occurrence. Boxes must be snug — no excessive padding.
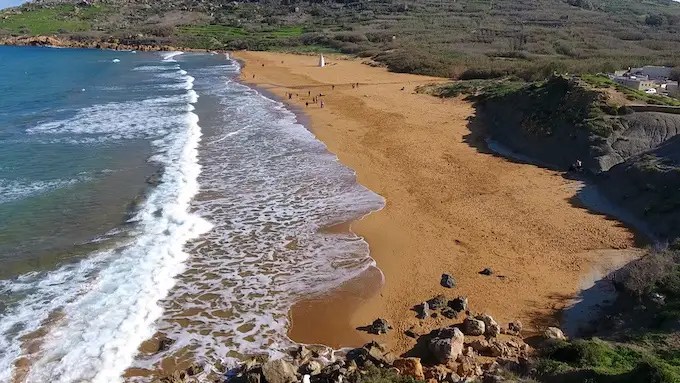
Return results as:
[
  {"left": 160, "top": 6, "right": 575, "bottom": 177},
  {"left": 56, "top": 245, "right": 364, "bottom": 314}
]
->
[
  {"left": 0, "top": 35, "right": 210, "bottom": 52},
  {"left": 428, "top": 327, "right": 465, "bottom": 363},
  {"left": 393, "top": 358, "right": 425, "bottom": 380}
]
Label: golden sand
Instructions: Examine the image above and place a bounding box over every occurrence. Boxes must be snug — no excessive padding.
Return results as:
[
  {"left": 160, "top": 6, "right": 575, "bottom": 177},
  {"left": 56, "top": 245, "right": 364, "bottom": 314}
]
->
[{"left": 234, "top": 51, "right": 637, "bottom": 355}]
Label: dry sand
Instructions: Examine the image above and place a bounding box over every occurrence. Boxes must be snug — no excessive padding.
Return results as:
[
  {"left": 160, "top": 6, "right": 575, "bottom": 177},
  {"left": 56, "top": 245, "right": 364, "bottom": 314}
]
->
[{"left": 233, "top": 51, "right": 638, "bottom": 356}]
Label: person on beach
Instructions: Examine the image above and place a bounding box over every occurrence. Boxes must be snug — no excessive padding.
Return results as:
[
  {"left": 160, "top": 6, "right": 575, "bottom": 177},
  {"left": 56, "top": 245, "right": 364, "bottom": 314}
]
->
[
  {"left": 288, "top": 93, "right": 292, "bottom": 100},
  {"left": 308, "top": 90, "right": 311, "bottom": 96},
  {"left": 320, "top": 100, "right": 325, "bottom": 108},
  {"left": 306, "top": 102, "right": 309, "bottom": 107},
  {"left": 332, "top": 85, "right": 335, "bottom": 90},
  {"left": 352, "top": 84, "right": 355, "bottom": 89}
]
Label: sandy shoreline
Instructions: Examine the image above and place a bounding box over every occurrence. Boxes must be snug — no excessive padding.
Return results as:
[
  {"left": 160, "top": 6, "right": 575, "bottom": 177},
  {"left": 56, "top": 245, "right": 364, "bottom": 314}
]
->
[{"left": 233, "top": 51, "right": 638, "bottom": 356}]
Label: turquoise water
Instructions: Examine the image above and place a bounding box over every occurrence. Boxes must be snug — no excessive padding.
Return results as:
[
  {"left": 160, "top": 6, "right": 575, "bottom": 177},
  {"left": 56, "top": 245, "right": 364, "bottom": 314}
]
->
[
  {"left": 0, "top": 47, "right": 384, "bottom": 382},
  {"left": 0, "top": 46, "right": 170, "bottom": 276}
]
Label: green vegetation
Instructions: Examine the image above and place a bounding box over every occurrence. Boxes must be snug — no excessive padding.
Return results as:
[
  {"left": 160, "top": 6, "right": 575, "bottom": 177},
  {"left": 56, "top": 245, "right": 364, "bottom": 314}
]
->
[
  {"left": 0, "top": 4, "right": 110, "bottom": 35},
  {"left": 4, "top": 0, "right": 680, "bottom": 80},
  {"left": 581, "top": 74, "right": 680, "bottom": 106}
]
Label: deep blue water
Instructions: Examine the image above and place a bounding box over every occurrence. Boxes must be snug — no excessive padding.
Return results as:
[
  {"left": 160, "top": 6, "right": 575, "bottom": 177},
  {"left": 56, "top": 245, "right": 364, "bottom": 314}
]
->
[
  {"left": 0, "top": 46, "right": 178, "bottom": 275},
  {"left": 0, "top": 46, "right": 383, "bottom": 382}
]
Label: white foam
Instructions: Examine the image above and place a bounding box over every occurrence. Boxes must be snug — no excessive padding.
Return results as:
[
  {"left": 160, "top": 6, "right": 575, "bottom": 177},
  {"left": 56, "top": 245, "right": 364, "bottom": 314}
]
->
[
  {"left": 130, "top": 63, "right": 385, "bottom": 373},
  {"left": 112, "top": 59, "right": 120, "bottom": 63},
  {"left": 0, "top": 60, "right": 212, "bottom": 383},
  {"left": 0, "top": 177, "right": 88, "bottom": 204},
  {"left": 161, "top": 51, "right": 184, "bottom": 62}
]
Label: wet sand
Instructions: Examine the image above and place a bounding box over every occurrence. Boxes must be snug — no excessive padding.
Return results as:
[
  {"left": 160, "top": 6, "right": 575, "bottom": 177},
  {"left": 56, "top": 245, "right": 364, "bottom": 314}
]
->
[{"left": 234, "top": 51, "right": 638, "bottom": 355}]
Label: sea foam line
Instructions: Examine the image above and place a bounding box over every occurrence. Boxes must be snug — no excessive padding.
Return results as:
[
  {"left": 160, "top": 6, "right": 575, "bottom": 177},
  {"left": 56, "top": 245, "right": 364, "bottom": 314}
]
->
[{"left": 0, "top": 63, "right": 211, "bottom": 383}]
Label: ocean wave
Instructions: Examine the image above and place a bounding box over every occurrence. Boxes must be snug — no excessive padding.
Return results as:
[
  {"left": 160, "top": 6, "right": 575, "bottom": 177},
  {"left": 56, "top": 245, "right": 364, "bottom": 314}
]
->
[
  {"left": 0, "top": 59, "right": 212, "bottom": 383},
  {"left": 25, "top": 92, "right": 193, "bottom": 143},
  {"left": 130, "top": 67, "right": 385, "bottom": 372},
  {"left": 161, "top": 51, "right": 183, "bottom": 63},
  {"left": 0, "top": 177, "right": 88, "bottom": 204}
]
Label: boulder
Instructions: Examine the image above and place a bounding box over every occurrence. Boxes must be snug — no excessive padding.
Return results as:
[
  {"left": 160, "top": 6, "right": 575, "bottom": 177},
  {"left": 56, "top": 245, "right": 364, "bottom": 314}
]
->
[
  {"left": 476, "top": 313, "right": 498, "bottom": 328},
  {"left": 469, "top": 339, "right": 490, "bottom": 354},
  {"left": 479, "top": 268, "right": 493, "bottom": 276},
  {"left": 302, "top": 360, "right": 323, "bottom": 375},
  {"left": 365, "top": 341, "right": 395, "bottom": 365},
  {"left": 262, "top": 359, "right": 298, "bottom": 383},
  {"left": 449, "top": 296, "right": 468, "bottom": 312},
  {"left": 544, "top": 327, "right": 566, "bottom": 341},
  {"left": 441, "top": 273, "right": 456, "bottom": 288},
  {"left": 456, "top": 356, "right": 482, "bottom": 379},
  {"left": 424, "top": 364, "right": 449, "bottom": 382},
  {"left": 486, "top": 323, "right": 501, "bottom": 338},
  {"left": 369, "top": 318, "right": 392, "bottom": 334},
  {"left": 393, "top": 358, "right": 425, "bottom": 380},
  {"left": 428, "top": 294, "right": 448, "bottom": 310},
  {"left": 508, "top": 321, "right": 522, "bottom": 334},
  {"left": 428, "top": 328, "right": 465, "bottom": 363},
  {"left": 448, "top": 372, "right": 463, "bottom": 383},
  {"left": 441, "top": 307, "right": 458, "bottom": 319},
  {"left": 488, "top": 340, "right": 511, "bottom": 358},
  {"left": 417, "top": 301, "right": 430, "bottom": 319},
  {"left": 475, "top": 314, "right": 500, "bottom": 337},
  {"left": 462, "top": 318, "right": 485, "bottom": 336}
]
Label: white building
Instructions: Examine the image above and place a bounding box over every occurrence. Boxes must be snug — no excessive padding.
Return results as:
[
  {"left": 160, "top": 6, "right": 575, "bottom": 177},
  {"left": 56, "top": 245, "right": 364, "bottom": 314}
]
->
[{"left": 631, "top": 66, "right": 672, "bottom": 80}]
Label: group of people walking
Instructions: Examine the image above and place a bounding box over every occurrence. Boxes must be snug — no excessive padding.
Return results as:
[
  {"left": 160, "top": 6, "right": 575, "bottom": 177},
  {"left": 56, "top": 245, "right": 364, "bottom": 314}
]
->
[{"left": 285, "top": 82, "right": 361, "bottom": 109}]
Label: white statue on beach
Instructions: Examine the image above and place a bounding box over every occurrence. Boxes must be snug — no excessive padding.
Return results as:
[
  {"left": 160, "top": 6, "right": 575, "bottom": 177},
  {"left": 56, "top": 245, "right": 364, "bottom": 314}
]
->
[{"left": 319, "top": 54, "right": 325, "bottom": 67}]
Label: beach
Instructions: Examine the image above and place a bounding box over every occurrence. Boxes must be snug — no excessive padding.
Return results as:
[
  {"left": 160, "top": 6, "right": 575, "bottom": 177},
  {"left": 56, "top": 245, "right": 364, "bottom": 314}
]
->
[{"left": 234, "top": 51, "right": 637, "bottom": 355}]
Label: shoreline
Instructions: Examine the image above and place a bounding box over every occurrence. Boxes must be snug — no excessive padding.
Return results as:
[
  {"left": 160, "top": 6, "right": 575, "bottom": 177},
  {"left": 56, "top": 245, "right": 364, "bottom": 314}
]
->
[
  {"left": 233, "top": 51, "right": 639, "bottom": 356},
  {"left": 236, "top": 61, "right": 388, "bottom": 349}
]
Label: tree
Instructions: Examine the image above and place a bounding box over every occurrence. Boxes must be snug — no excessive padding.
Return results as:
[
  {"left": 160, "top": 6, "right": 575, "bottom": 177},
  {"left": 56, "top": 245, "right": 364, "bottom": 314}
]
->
[{"left": 645, "top": 14, "right": 665, "bottom": 27}]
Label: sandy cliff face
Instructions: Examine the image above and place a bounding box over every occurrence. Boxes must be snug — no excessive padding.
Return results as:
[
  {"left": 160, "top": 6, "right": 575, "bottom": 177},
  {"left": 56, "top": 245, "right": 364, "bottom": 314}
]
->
[{"left": 476, "top": 78, "right": 680, "bottom": 241}]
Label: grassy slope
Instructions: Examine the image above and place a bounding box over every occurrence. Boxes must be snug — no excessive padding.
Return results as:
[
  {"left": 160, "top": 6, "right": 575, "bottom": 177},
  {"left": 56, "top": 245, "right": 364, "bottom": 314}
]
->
[
  {"left": 3, "top": 0, "right": 680, "bottom": 79},
  {"left": 0, "top": 4, "right": 111, "bottom": 35}
]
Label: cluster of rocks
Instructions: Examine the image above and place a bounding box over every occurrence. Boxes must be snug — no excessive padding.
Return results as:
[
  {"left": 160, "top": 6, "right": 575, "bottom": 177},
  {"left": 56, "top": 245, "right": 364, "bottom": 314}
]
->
[{"left": 0, "top": 35, "right": 209, "bottom": 52}]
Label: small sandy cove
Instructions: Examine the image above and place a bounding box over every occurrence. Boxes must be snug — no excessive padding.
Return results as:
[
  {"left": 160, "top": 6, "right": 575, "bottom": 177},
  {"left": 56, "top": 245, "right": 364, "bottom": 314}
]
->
[{"left": 233, "top": 51, "right": 637, "bottom": 356}]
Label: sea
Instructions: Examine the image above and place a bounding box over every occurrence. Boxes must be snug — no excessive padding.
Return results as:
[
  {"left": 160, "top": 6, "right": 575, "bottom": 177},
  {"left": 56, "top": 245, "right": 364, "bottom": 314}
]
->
[{"left": 0, "top": 46, "right": 384, "bottom": 382}]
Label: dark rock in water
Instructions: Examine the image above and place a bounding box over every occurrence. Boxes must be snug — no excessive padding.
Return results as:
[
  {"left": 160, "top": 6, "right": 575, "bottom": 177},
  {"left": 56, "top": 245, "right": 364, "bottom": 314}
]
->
[
  {"left": 449, "top": 296, "right": 468, "bottom": 312},
  {"left": 417, "top": 301, "right": 430, "bottom": 319},
  {"left": 153, "top": 208, "right": 164, "bottom": 218},
  {"left": 441, "top": 273, "right": 456, "bottom": 288},
  {"left": 480, "top": 268, "right": 493, "bottom": 276},
  {"left": 262, "top": 359, "right": 298, "bottom": 383},
  {"left": 156, "top": 336, "right": 174, "bottom": 353},
  {"left": 369, "top": 318, "right": 392, "bottom": 334},
  {"left": 441, "top": 307, "right": 458, "bottom": 319},
  {"left": 146, "top": 171, "right": 164, "bottom": 186},
  {"left": 428, "top": 294, "right": 447, "bottom": 310}
]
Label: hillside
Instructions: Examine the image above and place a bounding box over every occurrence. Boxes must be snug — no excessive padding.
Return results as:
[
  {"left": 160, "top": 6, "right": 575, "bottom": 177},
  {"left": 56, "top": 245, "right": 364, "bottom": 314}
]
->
[{"left": 3, "top": 0, "right": 680, "bottom": 79}]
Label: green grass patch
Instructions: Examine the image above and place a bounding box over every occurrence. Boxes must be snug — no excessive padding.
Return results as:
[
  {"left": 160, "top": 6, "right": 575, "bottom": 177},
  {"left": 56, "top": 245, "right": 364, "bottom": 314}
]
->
[
  {"left": 538, "top": 339, "right": 680, "bottom": 383},
  {"left": 177, "top": 24, "right": 304, "bottom": 40},
  {"left": 0, "top": 4, "right": 110, "bottom": 35}
]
